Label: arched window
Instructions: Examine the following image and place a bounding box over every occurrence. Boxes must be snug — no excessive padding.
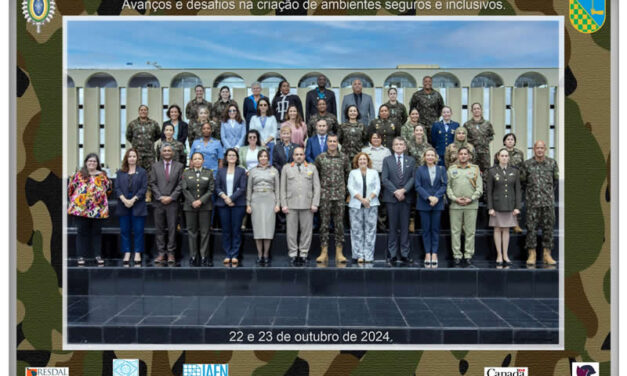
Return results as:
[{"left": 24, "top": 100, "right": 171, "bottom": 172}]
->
[
  {"left": 67, "top": 76, "right": 75, "bottom": 88},
  {"left": 432, "top": 72, "right": 460, "bottom": 88},
  {"left": 128, "top": 72, "right": 160, "bottom": 88},
  {"left": 170, "top": 72, "right": 202, "bottom": 88},
  {"left": 340, "top": 73, "right": 374, "bottom": 88},
  {"left": 213, "top": 73, "right": 246, "bottom": 88},
  {"left": 470, "top": 72, "right": 504, "bottom": 88},
  {"left": 384, "top": 72, "right": 417, "bottom": 88},
  {"left": 515, "top": 72, "right": 548, "bottom": 88},
  {"left": 298, "top": 72, "right": 331, "bottom": 89},
  {"left": 258, "top": 73, "right": 287, "bottom": 89},
  {"left": 85, "top": 73, "right": 118, "bottom": 88}
]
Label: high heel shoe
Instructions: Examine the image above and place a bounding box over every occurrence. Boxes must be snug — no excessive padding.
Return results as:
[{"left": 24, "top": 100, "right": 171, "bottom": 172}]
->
[{"left": 123, "top": 253, "right": 130, "bottom": 265}]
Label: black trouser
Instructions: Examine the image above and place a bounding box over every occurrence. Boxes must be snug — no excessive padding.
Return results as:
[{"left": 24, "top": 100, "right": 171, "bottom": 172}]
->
[
  {"left": 75, "top": 216, "right": 102, "bottom": 259},
  {"left": 154, "top": 202, "right": 179, "bottom": 256}
]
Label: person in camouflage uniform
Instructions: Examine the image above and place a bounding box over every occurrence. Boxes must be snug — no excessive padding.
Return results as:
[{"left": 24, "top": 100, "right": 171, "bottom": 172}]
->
[
  {"left": 188, "top": 106, "right": 219, "bottom": 146},
  {"left": 126, "top": 105, "right": 161, "bottom": 174},
  {"left": 367, "top": 104, "right": 400, "bottom": 150},
  {"left": 154, "top": 123, "right": 186, "bottom": 165},
  {"left": 384, "top": 87, "right": 408, "bottom": 127},
  {"left": 520, "top": 140, "right": 558, "bottom": 266},
  {"left": 463, "top": 102, "right": 495, "bottom": 172},
  {"left": 338, "top": 104, "right": 366, "bottom": 163},
  {"left": 444, "top": 127, "right": 475, "bottom": 168},
  {"left": 308, "top": 98, "right": 339, "bottom": 137},
  {"left": 401, "top": 108, "right": 420, "bottom": 144},
  {"left": 409, "top": 76, "right": 444, "bottom": 142},
  {"left": 211, "top": 86, "right": 238, "bottom": 125},
  {"left": 495, "top": 132, "right": 526, "bottom": 169},
  {"left": 185, "top": 84, "right": 212, "bottom": 122},
  {"left": 314, "top": 133, "right": 351, "bottom": 264},
  {"left": 406, "top": 124, "right": 432, "bottom": 166}
]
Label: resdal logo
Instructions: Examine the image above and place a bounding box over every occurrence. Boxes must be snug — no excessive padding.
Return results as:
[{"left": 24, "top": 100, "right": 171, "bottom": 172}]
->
[
  {"left": 484, "top": 367, "right": 528, "bottom": 376},
  {"left": 25, "top": 368, "right": 69, "bottom": 376},
  {"left": 183, "top": 364, "right": 229, "bottom": 376},
  {"left": 572, "top": 362, "right": 599, "bottom": 376}
]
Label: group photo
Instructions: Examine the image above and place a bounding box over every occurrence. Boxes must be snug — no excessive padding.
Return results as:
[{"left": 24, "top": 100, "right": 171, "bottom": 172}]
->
[{"left": 64, "top": 18, "right": 563, "bottom": 346}]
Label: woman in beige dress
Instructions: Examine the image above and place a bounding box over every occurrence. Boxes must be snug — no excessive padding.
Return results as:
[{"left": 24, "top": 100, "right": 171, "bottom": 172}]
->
[{"left": 246, "top": 149, "right": 280, "bottom": 264}]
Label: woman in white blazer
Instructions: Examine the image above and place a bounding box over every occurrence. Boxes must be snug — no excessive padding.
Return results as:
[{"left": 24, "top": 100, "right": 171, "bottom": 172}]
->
[{"left": 347, "top": 152, "right": 381, "bottom": 263}]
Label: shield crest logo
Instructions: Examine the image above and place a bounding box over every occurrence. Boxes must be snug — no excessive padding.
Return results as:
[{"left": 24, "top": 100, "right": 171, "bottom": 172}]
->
[
  {"left": 22, "top": 0, "right": 56, "bottom": 33},
  {"left": 569, "top": 0, "right": 606, "bottom": 34}
]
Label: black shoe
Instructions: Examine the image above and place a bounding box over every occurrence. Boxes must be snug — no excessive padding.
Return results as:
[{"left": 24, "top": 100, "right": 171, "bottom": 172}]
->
[
  {"left": 298, "top": 256, "right": 307, "bottom": 265},
  {"left": 201, "top": 257, "right": 212, "bottom": 267},
  {"left": 496, "top": 260, "right": 503, "bottom": 266},
  {"left": 453, "top": 258, "right": 462, "bottom": 266},
  {"left": 256, "top": 257, "right": 263, "bottom": 265},
  {"left": 387, "top": 257, "right": 398, "bottom": 266},
  {"left": 262, "top": 257, "right": 270, "bottom": 265},
  {"left": 464, "top": 258, "right": 473, "bottom": 266},
  {"left": 290, "top": 257, "right": 297, "bottom": 265},
  {"left": 400, "top": 257, "right": 413, "bottom": 265},
  {"left": 189, "top": 257, "right": 197, "bottom": 267}
]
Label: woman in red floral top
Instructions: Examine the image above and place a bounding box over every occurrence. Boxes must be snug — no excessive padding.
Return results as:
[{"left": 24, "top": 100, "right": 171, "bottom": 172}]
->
[{"left": 68, "top": 153, "right": 112, "bottom": 265}]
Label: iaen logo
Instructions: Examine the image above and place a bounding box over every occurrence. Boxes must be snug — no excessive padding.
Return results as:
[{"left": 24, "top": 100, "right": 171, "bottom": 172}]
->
[
  {"left": 183, "top": 364, "right": 229, "bottom": 376},
  {"left": 484, "top": 367, "right": 528, "bottom": 376},
  {"left": 572, "top": 362, "right": 600, "bottom": 376}
]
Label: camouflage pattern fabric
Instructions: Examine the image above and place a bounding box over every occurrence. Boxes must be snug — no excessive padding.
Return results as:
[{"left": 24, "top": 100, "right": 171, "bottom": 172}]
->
[
  {"left": 366, "top": 118, "right": 399, "bottom": 150},
  {"left": 444, "top": 142, "right": 476, "bottom": 168},
  {"left": 185, "top": 98, "right": 212, "bottom": 122},
  {"left": 526, "top": 205, "right": 556, "bottom": 250},
  {"left": 520, "top": 157, "right": 559, "bottom": 208},
  {"left": 319, "top": 199, "right": 345, "bottom": 246},
  {"left": 407, "top": 139, "right": 432, "bottom": 166},
  {"left": 125, "top": 117, "right": 161, "bottom": 172},
  {"left": 188, "top": 119, "right": 220, "bottom": 145},
  {"left": 463, "top": 117, "right": 495, "bottom": 172},
  {"left": 337, "top": 122, "right": 366, "bottom": 163},
  {"left": 155, "top": 138, "right": 187, "bottom": 165},
  {"left": 400, "top": 121, "right": 419, "bottom": 144},
  {"left": 15, "top": 1, "right": 612, "bottom": 375},
  {"left": 307, "top": 112, "right": 339, "bottom": 137},
  {"left": 211, "top": 99, "right": 237, "bottom": 124},
  {"left": 384, "top": 101, "right": 407, "bottom": 127},
  {"left": 314, "top": 151, "right": 351, "bottom": 202},
  {"left": 409, "top": 89, "right": 444, "bottom": 138}
]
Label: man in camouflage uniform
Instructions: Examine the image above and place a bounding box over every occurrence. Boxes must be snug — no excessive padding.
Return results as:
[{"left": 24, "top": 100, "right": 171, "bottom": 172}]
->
[
  {"left": 126, "top": 105, "right": 161, "bottom": 174},
  {"left": 314, "top": 133, "right": 351, "bottom": 264},
  {"left": 185, "top": 84, "right": 212, "bottom": 122},
  {"left": 520, "top": 140, "right": 558, "bottom": 265},
  {"left": 409, "top": 76, "right": 444, "bottom": 143},
  {"left": 308, "top": 98, "right": 339, "bottom": 137}
]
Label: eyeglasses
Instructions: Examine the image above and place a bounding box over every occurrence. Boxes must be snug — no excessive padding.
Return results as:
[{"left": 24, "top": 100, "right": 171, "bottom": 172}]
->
[
  {"left": 228, "top": 109, "right": 237, "bottom": 113},
  {"left": 248, "top": 136, "right": 257, "bottom": 139}
]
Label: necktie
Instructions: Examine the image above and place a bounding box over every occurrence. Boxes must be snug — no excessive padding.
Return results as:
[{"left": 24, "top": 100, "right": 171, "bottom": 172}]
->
[
  {"left": 397, "top": 156, "right": 403, "bottom": 180},
  {"left": 165, "top": 162, "right": 170, "bottom": 181},
  {"left": 297, "top": 163, "right": 302, "bottom": 172},
  {"left": 319, "top": 136, "right": 325, "bottom": 150},
  {"left": 285, "top": 146, "right": 290, "bottom": 159}
]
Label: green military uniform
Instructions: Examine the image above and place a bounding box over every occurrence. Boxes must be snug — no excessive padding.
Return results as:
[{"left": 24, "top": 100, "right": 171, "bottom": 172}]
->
[
  {"left": 181, "top": 167, "right": 215, "bottom": 260},
  {"left": 337, "top": 121, "right": 366, "bottom": 163},
  {"left": 366, "top": 118, "right": 399, "bottom": 150},
  {"left": 444, "top": 142, "right": 476, "bottom": 168},
  {"left": 400, "top": 121, "right": 420, "bottom": 144},
  {"left": 211, "top": 99, "right": 238, "bottom": 124},
  {"left": 507, "top": 147, "right": 525, "bottom": 169},
  {"left": 125, "top": 117, "right": 161, "bottom": 173},
  {"left": 520, "top": 157, "right": 558, "bottom": 250},
  {"left": 463, "top": 118, "right": 494, "bottom": 172},
  {"left": 407, "top": 138, "right": 432, "bottom": 166},
  {"left": 308, "top": 112, "right": 339, "bottom": 137},
  {"left": 409, "top": 89, "right": 444, "bottom": 141},
  {"left": 188, "top": 118, "right": 220, "bottom": 146},
  {"left": 384, "top": 101, "right": 408, "bottom": 127},
  {"left": 185, "top": 98, "right": 212, "bottom": 123},
  {"left": 154, "top": 138, "right": 186, "bottom": 165},
  {"left": 315, "top": 151, "right": 351, "bottom": 247},
  {"left": 447, "top": 162, "right": 483, "bottom": 260}
]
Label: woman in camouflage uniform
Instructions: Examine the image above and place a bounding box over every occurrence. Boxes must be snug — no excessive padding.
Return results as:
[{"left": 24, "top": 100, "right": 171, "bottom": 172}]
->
[
  {"left": 188, "top": 106, "right": 212, "bottom": 147},
  {"left": 495, "top": 133, "right": 526, "bottom": 169},
  {"left": 444, "top": 127, "right": 475, "bottom": 168},
  {"left": 366, "top": 104, "right": 399, "bottom": 150},
  {"left": 407, "top": 124, "right": 431, "bottom": 167},
  {"left": 154, "top": 124, "right": 186, "bottom": 165},
  {"left": 338, "top": 105, "right": 366, "bottom": 163},
  {"left": 463, "top": 102, "right": 494, "bottom": 173},
  {"left": 212, "top": 86, "right": 238, "bottom": 127},
  {"left": 384, "top": 87, "right": 407, "bottom": 127},
  {"left": 401, "top": 108, "right": 420, "bottom": 143}
]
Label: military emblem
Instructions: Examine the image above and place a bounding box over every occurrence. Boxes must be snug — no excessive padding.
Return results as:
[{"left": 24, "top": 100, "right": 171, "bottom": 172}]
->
[
  {"left": 569, "top": 0, "right": 605, "bottom": 34},
  {"left": 22, "top": 0, "right": 55, "bottom": 33}
]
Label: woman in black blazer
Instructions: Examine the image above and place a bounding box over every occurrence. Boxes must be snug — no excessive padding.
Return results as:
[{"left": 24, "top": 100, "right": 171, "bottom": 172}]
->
[
  {"left": 215, "top": 148, "right": 248, "bottom": 266},
  {"left": 162, "top": 104, "right": 189, "bottom": 146},
  {"left": 115, "top": 148, "right": 148, "bottom": 265},
  {"left": 487, "top": 148, "right": 522, "bottom": 265}
]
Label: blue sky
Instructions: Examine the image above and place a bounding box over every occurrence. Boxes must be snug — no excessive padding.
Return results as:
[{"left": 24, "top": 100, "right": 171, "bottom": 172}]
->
[{"left": 67, "top": 19, "right": 560, "bottom": 69}]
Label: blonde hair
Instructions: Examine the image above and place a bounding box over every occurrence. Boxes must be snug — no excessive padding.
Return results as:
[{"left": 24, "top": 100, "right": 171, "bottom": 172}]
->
[
  {"left": 421, "top": 147, "right": 439, "bottom": 165},
  {"left": 352, "top": 152, "right": 373, "bottom": 169}
]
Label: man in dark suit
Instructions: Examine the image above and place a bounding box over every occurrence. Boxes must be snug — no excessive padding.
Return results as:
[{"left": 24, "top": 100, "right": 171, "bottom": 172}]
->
[
  {"left": 341, "top": 79, "right": 375, "bottom": 124},
  {"left": 273, "top": 126, "right": 298, "bottom": 171},
  {"left": 305, "top": 119, "right": 329, "bottom": 163},
  {"left": 381, "top": 137, "right": 416, "bottom": 265},
  {"left": 149, "top": 143, "right": 184, "bottom": 264},
  {"left": 305, "top": 75, "right": 337, "bottom": 122}
]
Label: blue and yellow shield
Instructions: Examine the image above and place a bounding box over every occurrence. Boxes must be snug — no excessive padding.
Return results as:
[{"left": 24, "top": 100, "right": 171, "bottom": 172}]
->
[
  {"left": 569, "top": 0, "right": 606, "bottom": 34},
  {"left": 27, "top": 0, "right": 49, "bottom": 23}
]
